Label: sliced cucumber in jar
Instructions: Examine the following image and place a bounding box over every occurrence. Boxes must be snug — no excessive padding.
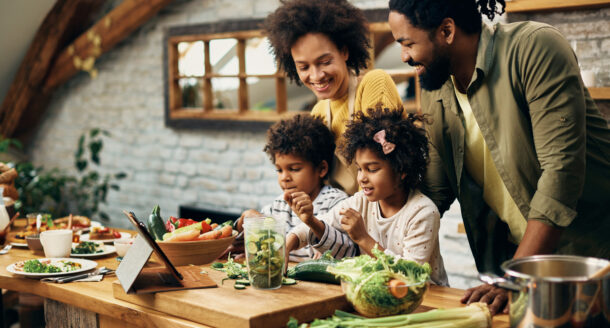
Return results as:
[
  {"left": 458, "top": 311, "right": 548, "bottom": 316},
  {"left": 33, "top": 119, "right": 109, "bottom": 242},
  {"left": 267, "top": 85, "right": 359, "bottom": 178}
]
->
[{"left": 246, "top": 241, "right": 258, "bottom": 254}]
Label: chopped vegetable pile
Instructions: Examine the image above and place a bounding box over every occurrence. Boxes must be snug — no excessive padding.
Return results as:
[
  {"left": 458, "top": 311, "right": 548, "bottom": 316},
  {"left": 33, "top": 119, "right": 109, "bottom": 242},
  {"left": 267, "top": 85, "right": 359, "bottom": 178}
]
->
[
  {"left": 20, "top": 259, "right": 82, "bottom": 273},
  {"left": 211, "top": 255, "right": 296, "bottom": 290},
  {"left": 327, "top": 247, "right": 431, "bottom": 317},
  {"left": 72, "top": 241, "right": 103, "bottom": 254}
]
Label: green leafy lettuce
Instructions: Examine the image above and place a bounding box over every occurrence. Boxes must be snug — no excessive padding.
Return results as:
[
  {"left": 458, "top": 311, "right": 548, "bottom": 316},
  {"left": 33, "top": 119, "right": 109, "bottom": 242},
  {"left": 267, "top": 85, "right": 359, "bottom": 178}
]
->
[{"left": 327, "top": 247, "right": 431, "bottom": 317}]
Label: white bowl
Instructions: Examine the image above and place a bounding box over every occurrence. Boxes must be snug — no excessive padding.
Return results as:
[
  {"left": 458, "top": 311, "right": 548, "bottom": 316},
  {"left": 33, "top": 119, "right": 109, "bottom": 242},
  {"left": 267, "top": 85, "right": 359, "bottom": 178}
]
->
[{"left": 113, "top": 238, "right": 133, "bottom": 257}]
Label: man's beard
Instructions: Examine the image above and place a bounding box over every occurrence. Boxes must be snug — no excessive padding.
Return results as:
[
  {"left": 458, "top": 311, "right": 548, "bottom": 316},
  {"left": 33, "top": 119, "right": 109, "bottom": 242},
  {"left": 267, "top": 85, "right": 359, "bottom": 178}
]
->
[{"left": 410, "top": 50, "right": 451, "bottom": 91}]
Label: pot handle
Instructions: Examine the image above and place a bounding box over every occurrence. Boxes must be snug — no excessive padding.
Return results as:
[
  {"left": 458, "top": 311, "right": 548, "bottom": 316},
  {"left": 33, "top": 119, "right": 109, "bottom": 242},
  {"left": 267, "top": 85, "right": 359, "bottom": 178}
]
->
[{"left": 478, "top": 272, "right": 522, "bottom": 292}]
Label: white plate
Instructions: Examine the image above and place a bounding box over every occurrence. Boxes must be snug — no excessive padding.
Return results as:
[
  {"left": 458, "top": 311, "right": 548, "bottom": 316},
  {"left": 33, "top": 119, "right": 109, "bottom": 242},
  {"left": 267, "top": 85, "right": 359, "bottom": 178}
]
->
[
  {"left": 10, "top": 242, "right": 28, "bottom": 247},
  {"left": 80, "top": 232, "right": 131, "bottom": 243},
  {"left": 70, "top": 242, "right": 116, "bottom": 258},
  {"left": 6, "top": 258, "right": 97, "bottom": 278}
]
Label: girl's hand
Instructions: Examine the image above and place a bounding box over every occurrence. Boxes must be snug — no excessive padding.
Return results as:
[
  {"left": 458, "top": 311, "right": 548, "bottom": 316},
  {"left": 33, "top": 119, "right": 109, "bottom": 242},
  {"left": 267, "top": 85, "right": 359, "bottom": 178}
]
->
[
  {"left": 339, "top": 208, "right": 368, "bottom": 244},
  {"left": 284, "top": 191, "right": 314, "bottom": 224}
]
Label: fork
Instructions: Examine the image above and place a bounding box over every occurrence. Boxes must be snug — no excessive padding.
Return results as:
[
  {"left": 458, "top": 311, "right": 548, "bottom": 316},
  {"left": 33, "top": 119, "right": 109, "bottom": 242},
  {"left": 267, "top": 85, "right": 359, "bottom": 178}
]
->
[{"left": 0, "top": 244, "right": 12, "bottom": 255}]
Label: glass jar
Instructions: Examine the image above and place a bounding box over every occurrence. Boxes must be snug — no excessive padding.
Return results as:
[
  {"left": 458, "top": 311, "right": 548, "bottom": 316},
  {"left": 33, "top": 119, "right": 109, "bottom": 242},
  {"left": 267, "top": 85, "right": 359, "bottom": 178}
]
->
[{"left": 243, "top": 217, "right": 285, "bottom": 290}]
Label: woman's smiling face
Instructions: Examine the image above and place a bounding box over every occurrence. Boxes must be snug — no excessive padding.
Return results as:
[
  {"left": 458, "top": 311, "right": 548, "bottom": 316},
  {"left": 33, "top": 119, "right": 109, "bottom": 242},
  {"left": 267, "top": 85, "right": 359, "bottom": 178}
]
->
[{"left": 290, "top": 33, "right": 350, "bottom": 100}]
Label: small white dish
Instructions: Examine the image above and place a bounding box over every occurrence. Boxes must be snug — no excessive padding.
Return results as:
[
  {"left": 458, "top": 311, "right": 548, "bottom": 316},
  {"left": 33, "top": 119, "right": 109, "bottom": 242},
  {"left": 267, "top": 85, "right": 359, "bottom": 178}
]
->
[
  {"left": 80, "top": 232, "right": 131, "bottom": 244},
  {"left": 113, "top": 239, "right": 133, "bottom": 257}
]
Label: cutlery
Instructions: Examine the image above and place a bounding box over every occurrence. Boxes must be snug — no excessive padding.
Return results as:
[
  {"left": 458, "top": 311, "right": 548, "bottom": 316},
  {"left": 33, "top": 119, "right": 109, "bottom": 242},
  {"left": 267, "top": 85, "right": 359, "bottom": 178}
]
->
[
  {"left": 41, "top": 267, "right": 114, "bottom": 283},
  {"left": 0, "top": 244, "right": 11, "bottom": 255}
]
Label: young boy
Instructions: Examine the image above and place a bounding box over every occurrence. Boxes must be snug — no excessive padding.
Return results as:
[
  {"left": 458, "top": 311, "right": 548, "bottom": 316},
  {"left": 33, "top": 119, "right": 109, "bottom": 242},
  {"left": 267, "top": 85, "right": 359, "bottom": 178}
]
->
[{"left": 235, "top": 114, "right": 348, "bottom": 262}]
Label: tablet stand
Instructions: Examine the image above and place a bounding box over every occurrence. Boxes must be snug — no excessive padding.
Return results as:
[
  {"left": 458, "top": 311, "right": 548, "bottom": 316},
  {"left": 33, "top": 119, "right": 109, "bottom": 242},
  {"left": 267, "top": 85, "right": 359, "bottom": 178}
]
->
[{"left": 116, "top": 235, "right": 216, "bottom": 294}]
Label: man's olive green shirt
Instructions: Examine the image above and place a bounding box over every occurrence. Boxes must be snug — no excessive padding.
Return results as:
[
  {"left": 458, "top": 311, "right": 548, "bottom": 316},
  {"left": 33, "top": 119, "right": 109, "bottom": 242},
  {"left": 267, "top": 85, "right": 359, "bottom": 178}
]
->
[{"left": 420, "top": 21, "right": 610, "bottom": 274}]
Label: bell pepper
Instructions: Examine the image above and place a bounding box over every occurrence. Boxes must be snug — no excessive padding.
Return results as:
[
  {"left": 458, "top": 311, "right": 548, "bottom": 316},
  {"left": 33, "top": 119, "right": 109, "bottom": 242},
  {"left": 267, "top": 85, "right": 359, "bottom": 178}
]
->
[{"left": 177, "top": 218, "right": 197, "bottom": 228}]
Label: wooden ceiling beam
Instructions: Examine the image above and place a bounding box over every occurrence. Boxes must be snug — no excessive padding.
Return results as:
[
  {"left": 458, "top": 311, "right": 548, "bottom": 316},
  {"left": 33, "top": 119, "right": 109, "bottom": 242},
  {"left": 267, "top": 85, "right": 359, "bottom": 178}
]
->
[
  {"left": 44, "top": 0, "right": 175, "bottom": 91},
  {"left": 1, "top": 0, "right": 174, "bottom": 139},
  {"left": 0, "top": 0, "right": 105, "bottom": 138}
]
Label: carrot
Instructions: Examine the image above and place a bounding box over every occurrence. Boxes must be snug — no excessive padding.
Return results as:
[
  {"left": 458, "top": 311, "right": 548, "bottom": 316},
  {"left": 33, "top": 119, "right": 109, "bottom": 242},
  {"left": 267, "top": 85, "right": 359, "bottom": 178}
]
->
[
  {"left": 219, "top": 225, "right": 233, "bottom": 238},
  {"left": 388, "top": 279, "right": 408, "bottom": 298},
  {"left": 164, "top": 229, "right": 200, "bottom": 242},
  {"left": 210, "top": 223, "right": 219, "bottom": 229},
  {"left": 197, "top": 230, "right": 222, "bottom": 240}
]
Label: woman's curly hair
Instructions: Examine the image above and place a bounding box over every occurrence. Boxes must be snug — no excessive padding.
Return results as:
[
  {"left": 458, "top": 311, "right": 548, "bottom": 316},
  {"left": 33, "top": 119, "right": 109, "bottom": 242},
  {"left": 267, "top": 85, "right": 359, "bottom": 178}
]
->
[
  {"left": 264, "top": 114, "right": 335, "bottom": 179},
  {"left": 341, "top": 105, "right": 430, "bottom": 191},
  {"left": 389, "top": 0, "right": 506, "bottom": 35},
  {"left": 264, "top": 0, "right": 370, "bottom": 85}
]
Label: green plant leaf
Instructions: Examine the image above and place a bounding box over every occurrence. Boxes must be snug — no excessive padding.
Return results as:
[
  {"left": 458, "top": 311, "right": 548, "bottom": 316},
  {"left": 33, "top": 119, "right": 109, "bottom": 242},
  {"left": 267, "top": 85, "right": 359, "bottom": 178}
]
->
[
  {"left": 90, "top": 128, "right": 100, "bottom": 138},
  {"left": 76, "top": 135, "right": 85, "bottom": 159},
  {"left": 115, "top": 172, "right": 127, "bottom": 179},
  {"left": 76, "top": 160, "right": 87, "bottom": 172},
  {"left": 110, "top": 184, "right": 120, "bottom": 191}
]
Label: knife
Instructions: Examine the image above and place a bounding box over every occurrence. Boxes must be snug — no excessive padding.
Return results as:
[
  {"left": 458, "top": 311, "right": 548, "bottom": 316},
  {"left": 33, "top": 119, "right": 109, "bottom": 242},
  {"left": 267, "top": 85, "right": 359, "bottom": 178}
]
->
[{"left": 55, "top": 267, "right": 112, "bottom": 283}]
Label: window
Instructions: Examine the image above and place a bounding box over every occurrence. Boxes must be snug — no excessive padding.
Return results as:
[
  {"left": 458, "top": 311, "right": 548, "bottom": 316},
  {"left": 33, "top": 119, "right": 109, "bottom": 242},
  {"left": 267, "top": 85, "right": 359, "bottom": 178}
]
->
[{"left": 164, "top": 10, "right": 420, "bottom": 129}]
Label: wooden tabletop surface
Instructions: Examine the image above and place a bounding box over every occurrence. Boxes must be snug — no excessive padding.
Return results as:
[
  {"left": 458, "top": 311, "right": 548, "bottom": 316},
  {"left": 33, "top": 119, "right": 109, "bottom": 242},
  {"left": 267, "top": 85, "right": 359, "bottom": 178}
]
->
[{"left": 0, "top": 221, "right": 510, "bottom": 328}]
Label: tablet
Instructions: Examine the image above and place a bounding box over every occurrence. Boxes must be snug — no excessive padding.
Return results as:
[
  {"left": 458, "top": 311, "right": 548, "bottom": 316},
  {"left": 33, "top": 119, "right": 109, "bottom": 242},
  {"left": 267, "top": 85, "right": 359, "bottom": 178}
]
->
[{"left": 123, "top": 210, "right": 183, "bottom": 281}]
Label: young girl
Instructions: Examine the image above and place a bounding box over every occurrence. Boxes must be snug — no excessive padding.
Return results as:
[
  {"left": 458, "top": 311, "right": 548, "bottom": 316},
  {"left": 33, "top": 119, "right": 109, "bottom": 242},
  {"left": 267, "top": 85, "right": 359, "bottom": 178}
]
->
[{"left": 286, "top": 106, "right": 448, "bottom": 286}]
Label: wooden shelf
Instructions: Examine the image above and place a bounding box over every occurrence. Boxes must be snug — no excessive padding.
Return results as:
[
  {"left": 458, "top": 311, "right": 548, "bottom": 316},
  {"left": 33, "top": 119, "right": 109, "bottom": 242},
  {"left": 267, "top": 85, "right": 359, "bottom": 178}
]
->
[
  {"left": 506, "top": 0, "right": 610, "bottom": 13},
  {"left": 589, "top": 87, "right": 610, "bottom": 100}
]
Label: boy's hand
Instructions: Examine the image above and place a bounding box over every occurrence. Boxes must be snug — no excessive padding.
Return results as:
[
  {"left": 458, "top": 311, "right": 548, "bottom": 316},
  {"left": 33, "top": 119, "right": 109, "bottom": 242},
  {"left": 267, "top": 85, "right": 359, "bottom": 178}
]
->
[
  {"left": 340, "top": 208, "right": 368, "bottom": 244},
  {"left": 237, "top": 209, "right": 263, "bottom": 231},
  {"left": 284, "top": 191, "right": 314, "bottom": 224}
]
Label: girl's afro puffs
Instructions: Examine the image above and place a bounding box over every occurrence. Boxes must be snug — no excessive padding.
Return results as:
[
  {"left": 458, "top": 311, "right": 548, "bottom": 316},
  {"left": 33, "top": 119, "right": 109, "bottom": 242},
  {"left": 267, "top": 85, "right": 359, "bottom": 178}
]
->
[
  {"left": 341, "top": 105, "right": 429, "bottom": 191},
  {"left": 264, "top": 114, "right": 335, "bottom": 179}
]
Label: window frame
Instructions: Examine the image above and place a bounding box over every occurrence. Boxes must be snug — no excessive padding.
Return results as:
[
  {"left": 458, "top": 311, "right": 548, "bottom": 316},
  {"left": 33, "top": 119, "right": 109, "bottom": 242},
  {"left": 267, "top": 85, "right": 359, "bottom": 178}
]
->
[{"left": 163, "top": 9, "right": 419, "bottom": 130}]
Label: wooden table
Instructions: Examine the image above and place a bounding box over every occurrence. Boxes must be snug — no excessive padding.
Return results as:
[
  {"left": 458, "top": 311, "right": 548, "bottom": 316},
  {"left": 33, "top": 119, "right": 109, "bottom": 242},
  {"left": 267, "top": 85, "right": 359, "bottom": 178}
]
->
[{"left": 0, "top": 230, "right": 510, "bottom": 327}]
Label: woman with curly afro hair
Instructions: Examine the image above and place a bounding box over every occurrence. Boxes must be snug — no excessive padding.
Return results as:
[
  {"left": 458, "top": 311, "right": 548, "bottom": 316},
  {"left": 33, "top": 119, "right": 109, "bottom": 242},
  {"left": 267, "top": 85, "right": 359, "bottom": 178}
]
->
[
  {"left": 265, "top": 0, "right": 404, "bottom": 195},
  {"left": 288, "top": 105, "right": 448, "bottom": 286}
]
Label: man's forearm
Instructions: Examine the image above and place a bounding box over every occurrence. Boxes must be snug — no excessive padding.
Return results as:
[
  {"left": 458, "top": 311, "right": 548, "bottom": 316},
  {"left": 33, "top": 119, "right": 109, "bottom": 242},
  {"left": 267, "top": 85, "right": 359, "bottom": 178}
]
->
[{"left": 513, "top": 219, "right": 562, "bottom": 259}]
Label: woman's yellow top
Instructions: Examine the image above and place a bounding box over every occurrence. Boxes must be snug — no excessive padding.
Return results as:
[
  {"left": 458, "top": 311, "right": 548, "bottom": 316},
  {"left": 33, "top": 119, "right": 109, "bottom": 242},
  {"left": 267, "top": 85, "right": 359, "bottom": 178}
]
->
[{"left": 311, "top": 69, "right": 403, "bottom": 195}]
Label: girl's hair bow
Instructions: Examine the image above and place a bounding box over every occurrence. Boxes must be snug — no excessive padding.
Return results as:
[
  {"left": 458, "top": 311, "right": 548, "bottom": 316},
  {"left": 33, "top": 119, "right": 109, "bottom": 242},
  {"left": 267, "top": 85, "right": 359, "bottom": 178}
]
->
[{"left": 373, "top": 130, "right": 395, "bottom": 155}]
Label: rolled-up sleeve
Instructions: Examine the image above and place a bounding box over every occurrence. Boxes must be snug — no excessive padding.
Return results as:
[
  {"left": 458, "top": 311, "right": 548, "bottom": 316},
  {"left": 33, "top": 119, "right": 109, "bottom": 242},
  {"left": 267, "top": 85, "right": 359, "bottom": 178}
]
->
[{"left": 519, "top": 27, "right": 585, "bottom": 227}]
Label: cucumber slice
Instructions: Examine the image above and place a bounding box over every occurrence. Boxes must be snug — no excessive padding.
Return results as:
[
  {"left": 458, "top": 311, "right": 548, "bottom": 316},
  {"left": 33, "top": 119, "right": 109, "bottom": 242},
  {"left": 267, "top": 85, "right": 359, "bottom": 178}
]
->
[
  {"left": 282, "top": 278, "right": 297, "bottom": 285},
  {"left": 234, "top": 283, "right": 247, "bottom": 290},
  {"left": 246, "top": 241, "right": 258, "bottom": 254},
  {"left": 235, "top": 279, "right": 250, "bottom": 285}
]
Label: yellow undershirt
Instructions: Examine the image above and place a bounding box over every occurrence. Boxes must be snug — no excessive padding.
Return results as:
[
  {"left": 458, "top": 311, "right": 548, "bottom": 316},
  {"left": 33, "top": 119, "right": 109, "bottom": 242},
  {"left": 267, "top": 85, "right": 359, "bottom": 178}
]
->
[{"left": 452, "top": 77, "right": 526, "bottom": 244}]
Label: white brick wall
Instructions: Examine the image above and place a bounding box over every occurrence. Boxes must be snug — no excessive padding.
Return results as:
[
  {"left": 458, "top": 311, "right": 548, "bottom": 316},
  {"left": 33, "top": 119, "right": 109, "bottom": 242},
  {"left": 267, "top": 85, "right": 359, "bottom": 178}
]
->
[{"left": 26, "top": 1, "right": 608, "bottom": 290}]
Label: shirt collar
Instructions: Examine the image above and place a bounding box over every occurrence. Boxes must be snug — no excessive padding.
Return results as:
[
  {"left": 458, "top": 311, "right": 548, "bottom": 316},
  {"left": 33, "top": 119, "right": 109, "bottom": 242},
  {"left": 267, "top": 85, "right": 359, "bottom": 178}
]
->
[{"left": 475, "top": 22, "right": 495, "bottom": 82}]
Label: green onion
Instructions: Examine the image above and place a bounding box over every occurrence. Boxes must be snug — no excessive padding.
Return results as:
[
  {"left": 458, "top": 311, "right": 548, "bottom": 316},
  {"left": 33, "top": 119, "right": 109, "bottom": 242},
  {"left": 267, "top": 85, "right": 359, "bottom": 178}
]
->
[{"left": 292, "top": 303, "right": 491, "bottom": 328}]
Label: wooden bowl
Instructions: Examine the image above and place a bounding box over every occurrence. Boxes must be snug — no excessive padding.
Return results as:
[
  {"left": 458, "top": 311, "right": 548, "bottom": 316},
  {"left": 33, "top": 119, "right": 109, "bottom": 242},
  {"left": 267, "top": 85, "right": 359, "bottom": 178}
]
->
[{"left": 157, "top": 232, "right": 237, "bottom": 265}]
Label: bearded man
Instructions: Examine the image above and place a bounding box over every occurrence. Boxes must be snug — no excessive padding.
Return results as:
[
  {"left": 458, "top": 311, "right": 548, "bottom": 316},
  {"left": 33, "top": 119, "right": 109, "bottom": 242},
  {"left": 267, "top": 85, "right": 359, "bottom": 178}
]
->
[{"left": 388, "top": 0, "right": 610, "bottom": 315}]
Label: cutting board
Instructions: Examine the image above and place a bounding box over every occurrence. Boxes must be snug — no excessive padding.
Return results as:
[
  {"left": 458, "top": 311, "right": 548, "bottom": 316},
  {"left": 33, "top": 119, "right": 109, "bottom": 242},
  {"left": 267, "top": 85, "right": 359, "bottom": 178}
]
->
[{"left": 113, "top": 263, "right": 350, "bottom": 328}]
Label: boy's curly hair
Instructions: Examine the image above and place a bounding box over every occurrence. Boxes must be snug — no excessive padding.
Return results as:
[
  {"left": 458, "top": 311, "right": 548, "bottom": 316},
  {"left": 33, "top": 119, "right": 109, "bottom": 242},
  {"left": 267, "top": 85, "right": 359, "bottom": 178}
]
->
[
  {"left": 264, "top": 0, "right": 370, "bottom": 85},
  {"left": 341, "top": 105, "right": 429, "bottom": 191},
  {"left": 264, "top": 114, "right": 335, "bottom": 178}
]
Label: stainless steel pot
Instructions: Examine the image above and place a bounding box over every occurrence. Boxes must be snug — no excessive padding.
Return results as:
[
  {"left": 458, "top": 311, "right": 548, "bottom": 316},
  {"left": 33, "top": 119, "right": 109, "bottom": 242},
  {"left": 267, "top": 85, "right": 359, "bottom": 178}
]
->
[{"left": 479, "top": 255, "right": 610, "bottom": 328}]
